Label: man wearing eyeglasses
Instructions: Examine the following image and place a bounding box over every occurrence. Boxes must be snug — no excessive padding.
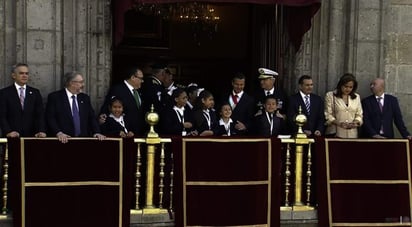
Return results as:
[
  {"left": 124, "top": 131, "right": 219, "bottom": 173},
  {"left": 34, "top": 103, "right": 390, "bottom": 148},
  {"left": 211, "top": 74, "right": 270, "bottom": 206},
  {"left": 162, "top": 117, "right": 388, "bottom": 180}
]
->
[
  {"left": 0, "top": 63, "right": 46, "bottom": 138},
  {"left": 99, "top": 66, "right": 146, "bottom": 136},
  {"left": 46, "top": 71, "right": 105, "bottom": 143}
]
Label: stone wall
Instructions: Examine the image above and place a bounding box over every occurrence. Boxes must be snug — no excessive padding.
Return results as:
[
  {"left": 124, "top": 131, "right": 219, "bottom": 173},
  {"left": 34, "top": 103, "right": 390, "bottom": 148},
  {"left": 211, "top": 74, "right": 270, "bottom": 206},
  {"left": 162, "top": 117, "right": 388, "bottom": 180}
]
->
[
  {"left": 0, "top": 0, "right": 112, "bottom": 111},
  {"left": 294, "top": 0, "right": 412, "bottom": 137}
]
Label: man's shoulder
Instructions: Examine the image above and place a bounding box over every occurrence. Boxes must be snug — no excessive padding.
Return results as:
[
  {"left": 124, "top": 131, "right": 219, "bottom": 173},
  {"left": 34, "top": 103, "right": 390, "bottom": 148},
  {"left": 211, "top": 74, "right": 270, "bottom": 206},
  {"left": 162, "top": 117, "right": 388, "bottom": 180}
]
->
[
  {"left": 362, "top": 94, "right": 376, "bottom": 102},
  {"left": 0, "top": 85, "right": 15, "bottom": 93},
  {"left": 110, "top": 82, "right": 129, "bottom": 93},
  {"left": 48, "top": 89, "right": 64, "bottom": 97},
  {"left": 26, "top": 85, "right": 41, "bottom": 93}
]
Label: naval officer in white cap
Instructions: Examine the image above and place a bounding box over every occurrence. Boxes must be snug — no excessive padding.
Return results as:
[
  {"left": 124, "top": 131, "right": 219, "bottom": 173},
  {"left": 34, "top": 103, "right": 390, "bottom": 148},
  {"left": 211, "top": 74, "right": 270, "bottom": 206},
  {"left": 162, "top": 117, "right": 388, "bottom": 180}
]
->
[{"left": 254, "top": 68, "right": 287, "bottom": 118}]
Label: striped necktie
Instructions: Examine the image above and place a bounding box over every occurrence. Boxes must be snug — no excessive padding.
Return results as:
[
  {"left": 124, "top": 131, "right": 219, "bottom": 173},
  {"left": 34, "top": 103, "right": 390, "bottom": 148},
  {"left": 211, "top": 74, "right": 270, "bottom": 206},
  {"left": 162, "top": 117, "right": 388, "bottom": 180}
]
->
[
  {"left": 304, "top": 95, "right": 310, "bottom": 115},
  {"left": 19, "top": 87, "right": 25, "bottom": 109}
]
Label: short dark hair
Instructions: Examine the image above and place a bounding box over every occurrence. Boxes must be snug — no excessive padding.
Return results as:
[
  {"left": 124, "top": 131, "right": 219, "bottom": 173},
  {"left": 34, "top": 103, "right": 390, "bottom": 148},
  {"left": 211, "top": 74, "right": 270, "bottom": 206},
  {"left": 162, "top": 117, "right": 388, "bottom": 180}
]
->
[
  {"left": 264, "top": 94, "right": 278, "bottom": 104},
  {"left": 172, "top": 88, "right": 186, "bottom": 100},
  {"left": 298, "top": 75, "right": 312, "bottom": 85},
  {"left": 123, "top": 66, "right": 142, "bottom": 80},
  {"left": 232, "top": 72, "right": 246, "bottom": 81},
  {"left": 11, "top": 63, "right": 29, "bottom": 73}
]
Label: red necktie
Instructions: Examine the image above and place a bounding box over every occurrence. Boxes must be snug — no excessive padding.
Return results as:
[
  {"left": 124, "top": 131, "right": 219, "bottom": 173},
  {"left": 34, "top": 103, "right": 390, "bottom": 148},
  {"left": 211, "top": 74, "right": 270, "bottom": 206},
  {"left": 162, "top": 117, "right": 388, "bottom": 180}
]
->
[{"left": 232, "top": 94, "right": 238, "bottom": 105}]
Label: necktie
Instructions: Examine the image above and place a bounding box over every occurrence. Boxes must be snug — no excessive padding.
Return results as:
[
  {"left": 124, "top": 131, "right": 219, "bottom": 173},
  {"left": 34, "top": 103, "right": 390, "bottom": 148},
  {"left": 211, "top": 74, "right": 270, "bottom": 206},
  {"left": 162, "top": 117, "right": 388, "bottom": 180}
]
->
[
  {"left": 304, "top": 95, "right": 310, "bottom": 115},
  {"left": 19, "top": 87, "right": 25, "bottom": 109},
  {"left": 133, "top": 89, "right": 141, "bottom": 108},
  {"left": 71, "top": 95, "right": 81, "bottom": 136},
  {"left": 232, "top": 94, "right": 238, "bottom": 105},
  {"left": 377, "top": 97, "right": 383, "bottom": 112},
  {"left": 266, "top": 91, "right": 271, "bottom": 96}
]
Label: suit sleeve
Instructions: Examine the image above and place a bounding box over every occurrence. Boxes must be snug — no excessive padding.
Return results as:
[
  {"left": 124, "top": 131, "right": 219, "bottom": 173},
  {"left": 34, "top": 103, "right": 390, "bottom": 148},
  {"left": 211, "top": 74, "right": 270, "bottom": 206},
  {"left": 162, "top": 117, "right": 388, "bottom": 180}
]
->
[
  {"left": 315, "top": 97, "right": 326, "bottom": 133},
  {"left": 34, "top": 90, "right": 46, "bottom": 133},
  {"left": 392, "top": 97, "right": 410, "bottom": 138},
  {"left": 361, "top": 99, "right": 378, "bottom": 137},
  {"left": 0, "top": 89, "right": 11, "bottom": 134},
  {"left": 45, "top": 93, "right": 61, "bottom": 135},
  {"left": 85, "top": 96, "right": 101, "bottom": 134}
]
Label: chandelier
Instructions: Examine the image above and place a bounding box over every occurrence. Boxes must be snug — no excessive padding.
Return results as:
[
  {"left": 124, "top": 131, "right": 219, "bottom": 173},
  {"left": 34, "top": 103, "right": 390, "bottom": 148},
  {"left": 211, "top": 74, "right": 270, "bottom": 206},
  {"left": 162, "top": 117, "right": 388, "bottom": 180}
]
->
[{"left": 134, "top": 2, "right": 221, "bottom": 45}]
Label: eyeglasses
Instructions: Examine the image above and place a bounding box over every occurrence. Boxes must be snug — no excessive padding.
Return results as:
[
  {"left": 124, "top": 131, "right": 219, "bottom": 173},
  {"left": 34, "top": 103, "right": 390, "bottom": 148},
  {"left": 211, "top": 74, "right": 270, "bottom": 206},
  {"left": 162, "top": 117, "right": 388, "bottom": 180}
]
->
[{"left": 71, "top": 80, "right": 84, "bottom": 84}]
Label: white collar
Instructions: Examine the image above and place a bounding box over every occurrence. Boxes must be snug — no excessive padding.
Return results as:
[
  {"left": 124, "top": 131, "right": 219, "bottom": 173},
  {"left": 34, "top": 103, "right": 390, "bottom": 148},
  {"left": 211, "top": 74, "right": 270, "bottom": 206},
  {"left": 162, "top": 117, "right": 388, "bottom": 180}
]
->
[
  {"left": 219, "top": 118, "right": 233, "bottom": 126},
  {"left": 264, "top": 87, "right": 275, "bottom": 94},
  {"left": 65, "top": 88, "right": 77, "bottom": 99},
  {"left": 14, "top": 83, "right": 26, "bottom": 90},
  {"left": 124, "top": 80, "right": 134, "bottom": 93},
  {"left": 299, "top": 91, "right": 310, "bottom": 99},
  {"left": 375, "top": 93, "right": 385, "bottom": 99},
  {"left": 232, "top": 90, "right": 244, "bottom": 98}
]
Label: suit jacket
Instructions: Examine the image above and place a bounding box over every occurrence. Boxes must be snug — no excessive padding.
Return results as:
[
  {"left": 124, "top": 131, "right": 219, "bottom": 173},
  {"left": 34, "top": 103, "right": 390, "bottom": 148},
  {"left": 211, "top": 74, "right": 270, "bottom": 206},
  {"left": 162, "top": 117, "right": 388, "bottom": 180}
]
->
[
  {"left": 252, "top": 111, "right": 285, "bottom": 136},
  {"left": 100, "top": 82, "right": 145, "bottom": 136},
  {"left": 46, "top": 89, "right": 100, "bottom": 137},
  {"left": 215, "top": 120, "right": 238, "bottom": 136},
  {"left": 192, "top": 109, "right": 218, "bottom": 135},
  {"left": 324, "top": 91, "right": 363, "bottom": 138},
  {"left": 100, "top": 116, "right": 130, "bottom": 137},
  {"left": 141, "top": 76, "right": 165, "bottom": 113},
  {"left": 159, "top": 107, "right": 194, "bottom": 136},
  {"left": 287, "top": 92, "right": 325, "bottom": 135},
  {"left": 220, "top": 92, "right": 255, "bottom": 132},
  {"left": 254, "top": 88, "right": 288, "bottom": 114},
  {"left": 0, "top": 85, "right": 46, "bottom": 136},
  {"left": 362, "top": 94, "right": 410, "bottom": 138}
]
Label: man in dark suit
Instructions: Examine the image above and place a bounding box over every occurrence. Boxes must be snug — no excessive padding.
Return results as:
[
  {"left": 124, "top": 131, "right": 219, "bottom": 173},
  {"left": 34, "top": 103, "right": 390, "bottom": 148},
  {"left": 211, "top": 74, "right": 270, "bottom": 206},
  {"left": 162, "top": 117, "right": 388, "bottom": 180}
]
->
[
  {"left": 254, "top": 68, "right": 287, "bottom": 117},
  {"left": 99, "top": 66, "right": 146, "bottom": 136},
  {"left": 141, "top": 63, "right": 167, "bottom": 113},
  {"left": 0, "top": 63, "right": 46, "bottom": 138},
  {"left": 287, "top": 75, "right": 325, "bottom": 136},
  {"left": 362, "top": 78, "right": 412, "bottom": 139},
  {"left": 219, "top": 72, "right": 255, "bottom": 134},
  {"left": 46, "top": 71, "right": 105, "bottom": 143}
]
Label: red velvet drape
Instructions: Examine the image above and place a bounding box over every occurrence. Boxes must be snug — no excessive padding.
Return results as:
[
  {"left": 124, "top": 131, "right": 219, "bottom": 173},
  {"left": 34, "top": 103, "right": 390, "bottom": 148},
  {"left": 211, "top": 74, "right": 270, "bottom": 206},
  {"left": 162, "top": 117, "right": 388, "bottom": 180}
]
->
[{"left": 114, "top": 0, "right": 321, "bottom": 47}]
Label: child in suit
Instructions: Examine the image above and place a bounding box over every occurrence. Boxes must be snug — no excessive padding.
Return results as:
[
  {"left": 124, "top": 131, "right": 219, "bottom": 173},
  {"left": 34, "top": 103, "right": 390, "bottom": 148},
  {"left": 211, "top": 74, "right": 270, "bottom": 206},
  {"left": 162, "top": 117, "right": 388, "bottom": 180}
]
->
[
  {"left": 253, "top": 95, "right": 285, "bottom": 136},
  {"left": 100, "top": 97, "right": 134, "bottom": 138}
]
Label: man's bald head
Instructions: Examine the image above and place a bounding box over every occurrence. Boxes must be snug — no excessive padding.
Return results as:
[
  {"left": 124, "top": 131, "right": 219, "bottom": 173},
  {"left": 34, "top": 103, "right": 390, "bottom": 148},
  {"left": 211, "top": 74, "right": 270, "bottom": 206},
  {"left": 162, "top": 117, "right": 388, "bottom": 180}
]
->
[{"left": 370, "top": 78, "right": 385, "bottom": 96}]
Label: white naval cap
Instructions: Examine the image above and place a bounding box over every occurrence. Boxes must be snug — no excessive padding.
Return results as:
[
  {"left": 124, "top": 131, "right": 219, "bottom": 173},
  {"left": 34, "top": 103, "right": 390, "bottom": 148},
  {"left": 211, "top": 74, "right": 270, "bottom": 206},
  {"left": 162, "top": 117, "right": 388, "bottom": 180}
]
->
[{"left": 258, "top": 68, "right": 278, "bottom": 79}]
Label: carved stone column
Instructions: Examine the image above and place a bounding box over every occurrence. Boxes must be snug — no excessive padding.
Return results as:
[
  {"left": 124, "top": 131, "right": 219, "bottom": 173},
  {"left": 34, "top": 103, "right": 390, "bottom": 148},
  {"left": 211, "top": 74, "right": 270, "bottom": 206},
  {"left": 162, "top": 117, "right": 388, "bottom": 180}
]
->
[{"left": 0, "top": 0, "right": 111, "bottom": 111}]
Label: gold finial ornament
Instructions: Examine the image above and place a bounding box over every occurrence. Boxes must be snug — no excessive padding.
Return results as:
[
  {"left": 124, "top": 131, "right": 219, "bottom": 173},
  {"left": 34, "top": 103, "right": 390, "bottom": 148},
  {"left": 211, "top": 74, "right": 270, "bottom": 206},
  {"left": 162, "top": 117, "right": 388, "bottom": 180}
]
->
[
  {"left": 145, "top": 105, "right": 159, "bottom": 138},
  {"left": 295, "top": 106, "right": 307, "bottom": 139}
]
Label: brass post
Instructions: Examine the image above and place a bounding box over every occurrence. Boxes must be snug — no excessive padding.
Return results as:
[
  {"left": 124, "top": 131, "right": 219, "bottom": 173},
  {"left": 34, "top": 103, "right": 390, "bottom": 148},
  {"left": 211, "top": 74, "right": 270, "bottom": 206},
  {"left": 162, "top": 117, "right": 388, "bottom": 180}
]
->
[
  {"left": 145, "top": 143, "right": 156, "bottom": 209},
  {"left": 131, "top": 139, "right": 145, "bottom": 214},
  {"left": 136, "top": 105, "right": 171, "bottom": 214},
  {"left": 159, "top": 143, "right": 165, "bottom": 208},
  {"left": 0, "top": 139, "right": 8, "bottom": 216},
  {"left": 290, "top": 106, "right": 315, "bottom": 211},
  {"left": 294, "top": 144, "right": 304, "bottom": 206},
  {"left": 306, "top": 144, "right": 312, "bottom": 206},
  {"left": 169, "top": 152, "right": 174, "bottom": 211},
  {"left": 284, "top": 143, "right": 291, "bottom": 207}
]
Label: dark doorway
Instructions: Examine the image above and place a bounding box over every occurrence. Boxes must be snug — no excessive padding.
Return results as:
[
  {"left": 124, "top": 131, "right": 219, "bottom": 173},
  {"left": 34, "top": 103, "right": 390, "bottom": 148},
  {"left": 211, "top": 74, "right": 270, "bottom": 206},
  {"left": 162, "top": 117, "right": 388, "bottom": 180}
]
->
[{"left": 113, "top": 3, "right": 281, "bottom": 101}]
